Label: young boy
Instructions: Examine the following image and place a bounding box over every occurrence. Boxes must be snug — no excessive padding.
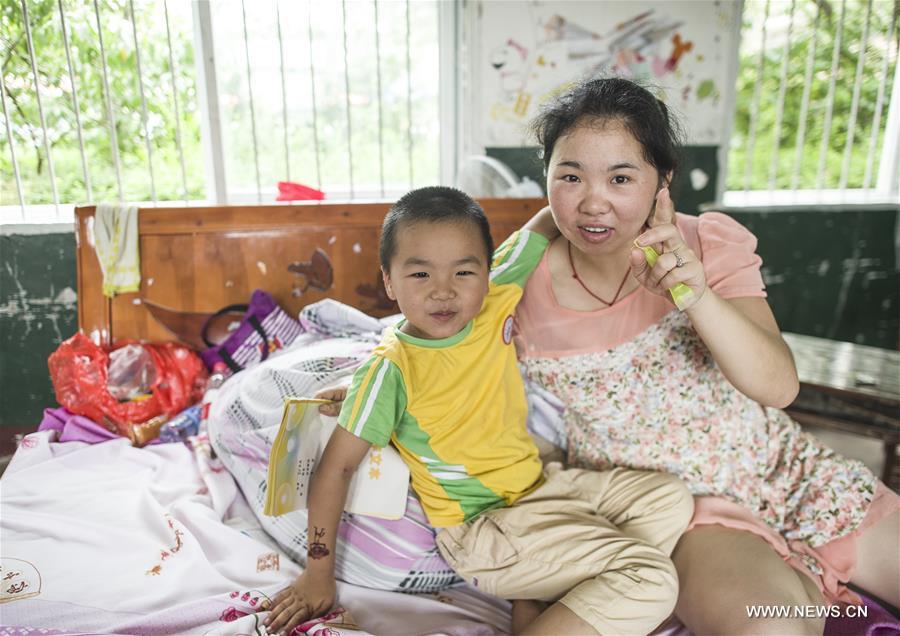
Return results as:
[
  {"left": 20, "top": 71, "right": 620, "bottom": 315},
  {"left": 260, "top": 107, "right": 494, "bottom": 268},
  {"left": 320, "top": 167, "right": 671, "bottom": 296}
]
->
[{"left": 264, "top": 187, "right": 693, "bottom": 636}]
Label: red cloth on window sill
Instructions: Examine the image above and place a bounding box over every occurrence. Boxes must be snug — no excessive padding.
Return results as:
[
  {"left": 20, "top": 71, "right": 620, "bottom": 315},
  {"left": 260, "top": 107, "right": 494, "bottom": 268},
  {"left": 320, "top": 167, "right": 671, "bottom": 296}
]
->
[{"left": 276, "top": 181, "right": 325, "bottom": 201}]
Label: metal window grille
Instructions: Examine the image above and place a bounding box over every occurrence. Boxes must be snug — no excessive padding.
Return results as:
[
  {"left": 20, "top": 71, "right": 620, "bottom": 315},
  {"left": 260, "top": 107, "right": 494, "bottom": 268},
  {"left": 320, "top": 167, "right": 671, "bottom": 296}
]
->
[
  {"left": 0, "top": 0, "right": 442, "bottom": 223},
  {"left": 726, "top": 0, "right": 899, "bottom": 205}
]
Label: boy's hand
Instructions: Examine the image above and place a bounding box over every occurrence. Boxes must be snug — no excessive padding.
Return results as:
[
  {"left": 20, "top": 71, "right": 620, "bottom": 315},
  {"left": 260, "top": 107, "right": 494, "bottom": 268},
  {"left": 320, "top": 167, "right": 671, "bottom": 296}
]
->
[
  {"left": 264, "top": 570, "right": 336, "bottom": 635},
  {"left": 523, "top": 205, "right": 560, "bottom": 241},
  {"left": 314, "top": 385, "right": 348, "bottom": 417}
]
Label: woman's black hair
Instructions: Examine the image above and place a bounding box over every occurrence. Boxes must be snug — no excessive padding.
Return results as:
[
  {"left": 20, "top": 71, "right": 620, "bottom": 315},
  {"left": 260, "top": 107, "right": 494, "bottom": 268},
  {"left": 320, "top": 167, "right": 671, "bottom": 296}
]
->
[
  {"left": 531, "top": 77, "right": 683, "bottom": 179},
  {"left": 380, "top": 186, "right": 494, "bottom": 270}
]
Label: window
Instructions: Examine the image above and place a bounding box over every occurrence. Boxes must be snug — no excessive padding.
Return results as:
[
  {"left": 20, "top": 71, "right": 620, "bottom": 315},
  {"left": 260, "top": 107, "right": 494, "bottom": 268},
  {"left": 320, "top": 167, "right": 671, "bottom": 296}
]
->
[
  {"left": 207, "top": 0, "right": 440, "bottom": 202},
  {"left": 726, "top": 0, "right": 898, "bottom": 206},
  {"left": 0, "top": 0, "right": 442, "bottom": 224},
  {"left": 1, "top": 0, "right": 203, "bottom": 222}
]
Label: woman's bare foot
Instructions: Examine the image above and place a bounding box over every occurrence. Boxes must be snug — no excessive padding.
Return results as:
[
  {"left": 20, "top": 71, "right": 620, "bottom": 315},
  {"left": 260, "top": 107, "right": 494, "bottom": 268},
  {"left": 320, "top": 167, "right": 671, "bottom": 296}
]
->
[{"left": 511, "top": 599, "right": 548, "bottom": 634}]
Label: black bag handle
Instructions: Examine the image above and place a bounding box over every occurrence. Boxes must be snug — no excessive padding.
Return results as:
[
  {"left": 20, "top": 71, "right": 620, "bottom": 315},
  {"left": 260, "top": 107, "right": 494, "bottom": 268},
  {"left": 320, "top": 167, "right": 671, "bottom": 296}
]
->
[
  {"left": 218, "top": 348, "right": 243, "bottom": 374},
  {"left": 201, "top": 303, "right": 248, "bottom": 348},
  {"left": 248, "top": 315, "right": 270, "bottom": 362},
  {"left": 201, "top": 305, "right": 271, "bottom": 373}
]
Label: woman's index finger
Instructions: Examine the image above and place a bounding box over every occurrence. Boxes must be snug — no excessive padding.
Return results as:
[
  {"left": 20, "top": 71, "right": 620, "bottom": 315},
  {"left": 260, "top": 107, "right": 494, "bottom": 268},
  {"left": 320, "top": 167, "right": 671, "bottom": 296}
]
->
[
  {"left": 650, "top": 188, "right": 687, "bottom": 252},
  {"left": 650, "top": 187, "right": 675, "bottom": 227}
]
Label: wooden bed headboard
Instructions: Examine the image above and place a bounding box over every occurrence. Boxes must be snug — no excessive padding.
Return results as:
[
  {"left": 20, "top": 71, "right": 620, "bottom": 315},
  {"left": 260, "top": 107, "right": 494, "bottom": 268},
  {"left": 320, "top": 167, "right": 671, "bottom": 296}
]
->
[{"left": 75, "top": 199, "right": 546, "bottom": 345}]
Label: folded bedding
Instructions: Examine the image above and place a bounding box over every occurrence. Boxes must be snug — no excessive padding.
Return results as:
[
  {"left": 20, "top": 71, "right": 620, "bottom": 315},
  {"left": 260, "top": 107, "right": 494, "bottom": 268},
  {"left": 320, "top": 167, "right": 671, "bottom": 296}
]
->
[
  {"left": 207, "top": 301, "right": 463, "bottom": 594},
  {"left": 0, "top": 429, "right": 510, "bottom": 635}
]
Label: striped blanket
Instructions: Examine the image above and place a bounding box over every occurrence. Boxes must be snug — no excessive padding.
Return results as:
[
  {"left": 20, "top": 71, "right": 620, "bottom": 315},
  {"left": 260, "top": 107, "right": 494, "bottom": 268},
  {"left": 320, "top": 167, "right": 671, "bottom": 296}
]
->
[{"left": 207, "top": 300, "right": 462, "bottom": 593}]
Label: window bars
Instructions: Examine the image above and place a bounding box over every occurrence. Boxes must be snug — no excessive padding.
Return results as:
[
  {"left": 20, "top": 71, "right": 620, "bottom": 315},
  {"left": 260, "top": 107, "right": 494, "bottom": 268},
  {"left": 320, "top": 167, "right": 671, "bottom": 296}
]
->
[
  {"left": 728, "top": 0, "right": 899, "bottom": 204},
  {"left": 1, "top": 0, "right": 440, "bottom": 221}
]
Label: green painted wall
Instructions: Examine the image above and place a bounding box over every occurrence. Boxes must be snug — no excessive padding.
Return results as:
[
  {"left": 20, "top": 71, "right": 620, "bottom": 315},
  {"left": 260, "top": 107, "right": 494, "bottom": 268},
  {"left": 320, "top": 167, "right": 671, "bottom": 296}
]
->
[
  {"left": 0, "top": 232, "right": 78, "bottom": 450},
  {"left": 730, "top": 207, "right": 898, "bottom": 349}
]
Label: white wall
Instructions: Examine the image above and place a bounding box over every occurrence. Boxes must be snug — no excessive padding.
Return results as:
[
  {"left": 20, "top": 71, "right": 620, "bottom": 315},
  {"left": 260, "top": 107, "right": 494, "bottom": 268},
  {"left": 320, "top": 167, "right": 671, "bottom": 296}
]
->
[{"left": 463, "top": 0, "right": 742, "bottom": 154}]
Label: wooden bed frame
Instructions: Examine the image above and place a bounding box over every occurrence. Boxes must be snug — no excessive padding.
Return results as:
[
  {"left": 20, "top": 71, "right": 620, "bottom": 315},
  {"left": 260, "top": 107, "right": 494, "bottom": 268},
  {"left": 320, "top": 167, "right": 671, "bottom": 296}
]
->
[
  {"left": 72, "top": 199, "right": 900, "bottom": 491},
  {"left": 75, "top": 199, "right": 545, "bottom": 345}
]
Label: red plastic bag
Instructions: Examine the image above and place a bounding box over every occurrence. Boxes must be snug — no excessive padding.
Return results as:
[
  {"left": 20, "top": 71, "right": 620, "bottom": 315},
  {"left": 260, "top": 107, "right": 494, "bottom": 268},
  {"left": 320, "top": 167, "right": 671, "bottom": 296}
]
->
[{"left": 48, "top": 333, "right": 207, "bottom": 439}]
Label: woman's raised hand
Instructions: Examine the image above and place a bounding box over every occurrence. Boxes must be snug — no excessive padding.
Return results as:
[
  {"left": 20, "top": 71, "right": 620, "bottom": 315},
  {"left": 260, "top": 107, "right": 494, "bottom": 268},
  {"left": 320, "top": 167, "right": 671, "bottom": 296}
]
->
[{"left": 629, "top": 188, "right": 707, "bottom": 310}]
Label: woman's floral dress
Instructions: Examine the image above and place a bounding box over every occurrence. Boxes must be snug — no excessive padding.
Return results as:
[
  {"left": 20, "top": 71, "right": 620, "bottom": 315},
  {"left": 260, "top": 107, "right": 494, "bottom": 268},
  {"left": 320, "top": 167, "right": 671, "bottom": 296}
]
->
[
  {"left": 515, "top": 212, "right": 892, "bottom": 597},
  {"left": 522, "top": 308, "right": 875, "bottom": 550}
]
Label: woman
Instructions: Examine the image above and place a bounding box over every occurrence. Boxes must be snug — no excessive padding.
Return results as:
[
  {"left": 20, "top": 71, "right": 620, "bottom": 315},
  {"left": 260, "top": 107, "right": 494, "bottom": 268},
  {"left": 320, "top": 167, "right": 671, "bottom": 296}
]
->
[{"left": 513, "top": 77, "right": 899, "bottom": 635}]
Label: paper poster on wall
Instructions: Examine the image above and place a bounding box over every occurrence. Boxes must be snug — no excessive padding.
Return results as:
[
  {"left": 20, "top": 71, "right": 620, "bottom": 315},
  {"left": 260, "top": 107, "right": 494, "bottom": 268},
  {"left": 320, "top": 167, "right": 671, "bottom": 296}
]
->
[{"left": 479, "top": 1, "right": 738, "bottom": 147}]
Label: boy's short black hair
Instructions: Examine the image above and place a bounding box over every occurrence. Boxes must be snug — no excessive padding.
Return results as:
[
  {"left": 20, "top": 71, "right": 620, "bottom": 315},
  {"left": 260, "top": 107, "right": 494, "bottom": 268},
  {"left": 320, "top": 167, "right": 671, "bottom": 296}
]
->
[{"left": 380, "top": 186, "right": 494, "bottom": 270}]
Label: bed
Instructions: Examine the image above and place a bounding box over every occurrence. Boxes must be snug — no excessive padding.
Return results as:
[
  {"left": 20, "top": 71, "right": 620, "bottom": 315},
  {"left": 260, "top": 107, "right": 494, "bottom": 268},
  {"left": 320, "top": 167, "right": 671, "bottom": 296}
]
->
[
  {"left": 4, "top": 200, "right": 895, "bottom": 636},
  {"left": 1, "top": 199, "right": 549, "bottom": 636}
]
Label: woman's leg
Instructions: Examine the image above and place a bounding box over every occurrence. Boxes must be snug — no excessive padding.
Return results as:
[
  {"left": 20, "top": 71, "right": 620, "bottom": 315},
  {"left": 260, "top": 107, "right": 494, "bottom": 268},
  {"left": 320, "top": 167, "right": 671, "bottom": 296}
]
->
[
  {"left": 672, "top": 526, "right": 826, "bottom": 636},
  {"left": 851, "top": 509, "right": 900, "bottom": 608}
]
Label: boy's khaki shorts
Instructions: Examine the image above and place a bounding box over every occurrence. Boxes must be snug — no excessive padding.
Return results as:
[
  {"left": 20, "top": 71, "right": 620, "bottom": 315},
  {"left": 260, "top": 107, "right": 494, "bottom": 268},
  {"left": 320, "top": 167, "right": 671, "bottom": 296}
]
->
[{"left": 436, "top": 464, "right": 693, "bottom": 635}]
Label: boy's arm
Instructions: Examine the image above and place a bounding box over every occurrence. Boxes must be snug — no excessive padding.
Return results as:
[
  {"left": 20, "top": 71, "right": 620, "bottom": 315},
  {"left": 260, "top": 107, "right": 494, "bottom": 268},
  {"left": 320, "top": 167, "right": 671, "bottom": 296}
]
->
[
  {"left": 521, "top": 205, "right": 559, "bottom": 241},
  {"left": 491, "top": 220, "right": 552, "bottom": 288},
  {"left": 264, "top": 426, "right": 371, "bottom": 634}
]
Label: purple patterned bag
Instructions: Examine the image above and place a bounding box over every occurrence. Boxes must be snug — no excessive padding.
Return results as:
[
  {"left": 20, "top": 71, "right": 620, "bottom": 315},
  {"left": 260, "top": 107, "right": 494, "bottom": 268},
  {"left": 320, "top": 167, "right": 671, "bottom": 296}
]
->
[{"left": 200, "top": 290, "right": 304, "bottom": 373}]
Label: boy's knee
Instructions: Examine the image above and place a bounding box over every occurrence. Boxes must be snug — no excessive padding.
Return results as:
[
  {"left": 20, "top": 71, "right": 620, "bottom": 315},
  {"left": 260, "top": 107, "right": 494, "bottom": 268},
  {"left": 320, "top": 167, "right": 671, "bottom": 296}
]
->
[
  {"left": 565, "top": 551, "right": 679, "bottom": 634},
  {"left": 629, "top": 555, "right": 680, "bottom": 631},
  {"left": 657, "top": 473, "right": 694, "bottom": 528},
  {"left": 650, "top": 553, "right": 680, "bottom": 610},
  {"left": 612, "top": 543, "right": 680, "bottom": 608}
]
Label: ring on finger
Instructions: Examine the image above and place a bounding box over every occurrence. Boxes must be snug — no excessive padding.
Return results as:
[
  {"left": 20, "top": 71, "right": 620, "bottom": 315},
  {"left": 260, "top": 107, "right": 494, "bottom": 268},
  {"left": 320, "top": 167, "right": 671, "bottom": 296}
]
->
[{"left": 674, "top": 252, "right": 685, "bottom": 268}]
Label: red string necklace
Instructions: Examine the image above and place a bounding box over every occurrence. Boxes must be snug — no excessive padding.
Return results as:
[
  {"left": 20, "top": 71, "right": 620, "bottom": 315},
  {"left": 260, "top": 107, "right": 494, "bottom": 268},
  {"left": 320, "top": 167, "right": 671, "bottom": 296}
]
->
[{"left": 567, "top": 241, "right": 631, "bottom": 307}]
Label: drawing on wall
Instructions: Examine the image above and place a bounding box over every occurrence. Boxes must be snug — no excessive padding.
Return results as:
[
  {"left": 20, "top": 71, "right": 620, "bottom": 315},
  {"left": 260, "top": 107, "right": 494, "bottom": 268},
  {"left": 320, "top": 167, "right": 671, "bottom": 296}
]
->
[{"left": 482, "top": 1, "right": 736, "bottom": 146}]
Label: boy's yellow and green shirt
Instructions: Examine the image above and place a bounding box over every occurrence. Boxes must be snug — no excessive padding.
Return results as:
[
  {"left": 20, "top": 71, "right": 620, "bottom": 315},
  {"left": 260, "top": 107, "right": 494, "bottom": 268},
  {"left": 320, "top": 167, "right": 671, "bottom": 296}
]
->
[{"left": 337, "top": 230, "right": 549, "bottom": 527}]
